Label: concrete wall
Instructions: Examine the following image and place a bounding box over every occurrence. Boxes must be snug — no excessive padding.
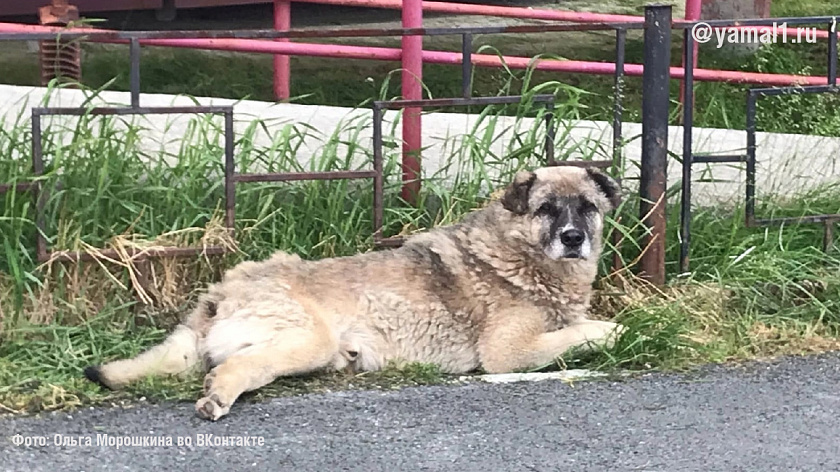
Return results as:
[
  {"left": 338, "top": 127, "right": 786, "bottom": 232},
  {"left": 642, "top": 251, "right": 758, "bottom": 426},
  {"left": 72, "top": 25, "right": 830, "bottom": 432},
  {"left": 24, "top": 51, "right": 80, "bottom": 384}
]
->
[{"left": 2, "top": 84, "right": 838, "bottom": 207}]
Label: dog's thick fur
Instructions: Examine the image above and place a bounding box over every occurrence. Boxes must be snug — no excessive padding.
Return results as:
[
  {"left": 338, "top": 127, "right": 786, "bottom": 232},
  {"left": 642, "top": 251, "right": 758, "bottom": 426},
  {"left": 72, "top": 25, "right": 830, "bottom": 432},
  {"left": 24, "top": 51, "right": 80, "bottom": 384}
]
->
[{"left": 84, "top": 166, "right": 625, "bottom": 421}]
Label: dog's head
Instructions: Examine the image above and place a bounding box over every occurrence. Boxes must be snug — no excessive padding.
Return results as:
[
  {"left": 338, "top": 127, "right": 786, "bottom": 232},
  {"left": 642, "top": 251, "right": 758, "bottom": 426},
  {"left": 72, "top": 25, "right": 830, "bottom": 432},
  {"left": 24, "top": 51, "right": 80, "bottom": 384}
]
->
[{"left": 499, "top": 166, "right": 621, "bottom": 261}]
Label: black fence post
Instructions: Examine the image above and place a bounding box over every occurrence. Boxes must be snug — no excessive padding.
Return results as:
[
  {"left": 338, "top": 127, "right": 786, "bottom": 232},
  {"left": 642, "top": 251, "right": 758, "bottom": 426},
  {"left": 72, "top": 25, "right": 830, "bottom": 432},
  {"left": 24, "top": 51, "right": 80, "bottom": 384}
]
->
[
  {"left": 679, "top": 27, "right": 695, "bottom": 274},
  {"left": 639, "top": 3, "right": 672, "bottom": 286}
]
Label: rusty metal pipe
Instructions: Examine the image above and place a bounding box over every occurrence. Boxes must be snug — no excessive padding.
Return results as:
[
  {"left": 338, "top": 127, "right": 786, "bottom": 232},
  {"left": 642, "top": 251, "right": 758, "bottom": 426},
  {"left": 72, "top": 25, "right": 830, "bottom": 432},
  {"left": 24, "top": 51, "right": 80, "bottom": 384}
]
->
[{"left": 639, "top": 4, "right": 671, "bottom": 286}]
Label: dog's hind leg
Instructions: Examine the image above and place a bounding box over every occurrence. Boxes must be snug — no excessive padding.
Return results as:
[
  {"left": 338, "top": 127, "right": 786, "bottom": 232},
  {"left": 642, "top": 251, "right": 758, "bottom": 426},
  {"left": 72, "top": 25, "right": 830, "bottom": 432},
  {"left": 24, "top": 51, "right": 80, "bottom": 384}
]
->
[{"left": 195, "top": 323, "right": 339, "bottom": 421}]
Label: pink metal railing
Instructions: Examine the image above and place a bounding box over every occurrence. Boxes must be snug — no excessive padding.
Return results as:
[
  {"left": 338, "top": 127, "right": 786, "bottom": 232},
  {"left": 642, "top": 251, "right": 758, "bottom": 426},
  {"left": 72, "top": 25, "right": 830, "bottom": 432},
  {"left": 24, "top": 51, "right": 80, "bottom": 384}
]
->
[
  {"left": 0, "top": 21, "right": 829, "bottom": 88},
  {"left": 273, "top": 0, "right": 291, "bottom": 99},
  {"left": 270, "top": 0, "right": 833, "bottom": 103}
]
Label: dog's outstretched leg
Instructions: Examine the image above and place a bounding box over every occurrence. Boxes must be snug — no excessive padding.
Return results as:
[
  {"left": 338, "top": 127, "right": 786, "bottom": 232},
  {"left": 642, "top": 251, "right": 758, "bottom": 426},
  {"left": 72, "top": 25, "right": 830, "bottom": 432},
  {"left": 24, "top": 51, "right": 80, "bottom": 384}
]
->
[
  {"left": 195, "top": 325, "right": 339, "bottom": 421},
  {"left": 479, "top": 311, "right": 624, "bottom": 374}
]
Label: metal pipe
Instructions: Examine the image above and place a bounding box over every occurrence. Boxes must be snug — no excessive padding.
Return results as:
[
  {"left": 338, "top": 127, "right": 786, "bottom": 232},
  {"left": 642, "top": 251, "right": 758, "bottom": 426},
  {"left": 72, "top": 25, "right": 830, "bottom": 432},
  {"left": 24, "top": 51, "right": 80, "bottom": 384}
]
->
[
  {"left": 235, "top": 170, "right": 377, "bottom": 182},
  {"left": 639, "top": 4, "right": 671, "bottom": 286},
  {"left": 612, "top": 28, "right": 626, "bottom": 170},
  {"left": 745, "top": 92, "right": 758, "bottom": 228},
  {"left": 691, "top": 154, "right": 746, "bottom": 163},
  {"left": 684, "top": 0, "right": 703, "bottom": 28},
  {"left": 31, "top": 112, "right": 47, "bottom": 262},
  {"left": 461, "top": 33, "right": 472, "bottom": 98},
  {"left": 401, "top": 0, "right": 423, "bottom": 205},
  {"left": 829, "top": 20, "right": 838, "bottom": 85},
  {"left": 544, "top": 102, "right": 555, "bottom": 164},
  {"left": 224, "top": 110, "right": 236, "bottom": 231},
  {"left": 377, "top": 94, "right": 555, "bottom": 108},
  {"left": 2, "top": 16, "right": 836, "bottom": 40},
  {"left": 754, "top": 214, "right": 840, "bottom": 226},
  {"left": 372, "top": 104, "right": 384, "bottom": 240},
  {"left": 611, "top": 27, "right": 626, "bottom": 276},
  {"left": 0, "top": 22, "right": 645, "bottom": 40},
  {"left": 273, "top": 0, "right": 291, "bottom": 100},
  {"left": 679, "top": 0, "right": 701, "bottom": 111},
  {"left": 33, "top": 105, "right": 233, "bottom": 115},
  {"left": 136, "top": 42, "right": 840, "bottom": 87},
  {"left": 679, "top": 32, "right": 695, "bottom": 274},
  {"left": 824, "top": 220, "right": 836, "bottom": 253},
  {"left": 129, "top": 38, "right": 141, "bottom": 108}
]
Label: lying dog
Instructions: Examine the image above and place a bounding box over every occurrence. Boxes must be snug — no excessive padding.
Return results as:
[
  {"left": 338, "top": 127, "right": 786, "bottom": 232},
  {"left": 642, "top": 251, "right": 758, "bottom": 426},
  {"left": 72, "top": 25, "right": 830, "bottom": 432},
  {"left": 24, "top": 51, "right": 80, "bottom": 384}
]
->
[{"left": 85, "top": 166, "right": 625, "bottom": 420}]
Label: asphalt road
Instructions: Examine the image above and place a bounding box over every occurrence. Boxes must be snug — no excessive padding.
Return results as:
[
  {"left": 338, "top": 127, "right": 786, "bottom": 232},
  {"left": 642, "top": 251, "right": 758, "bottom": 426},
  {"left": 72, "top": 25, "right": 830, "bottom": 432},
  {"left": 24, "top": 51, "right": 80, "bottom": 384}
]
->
[{"left": 3, "top": 353, "right": 840, "bottom": 472}]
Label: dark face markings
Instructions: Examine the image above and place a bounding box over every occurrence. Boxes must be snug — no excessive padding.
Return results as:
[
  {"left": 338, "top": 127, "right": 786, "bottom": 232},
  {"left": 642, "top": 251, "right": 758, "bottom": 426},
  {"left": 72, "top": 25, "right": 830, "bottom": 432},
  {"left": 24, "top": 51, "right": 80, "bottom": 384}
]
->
[{"left": 535, "top": 195, "right": 598, "bottom": 249}]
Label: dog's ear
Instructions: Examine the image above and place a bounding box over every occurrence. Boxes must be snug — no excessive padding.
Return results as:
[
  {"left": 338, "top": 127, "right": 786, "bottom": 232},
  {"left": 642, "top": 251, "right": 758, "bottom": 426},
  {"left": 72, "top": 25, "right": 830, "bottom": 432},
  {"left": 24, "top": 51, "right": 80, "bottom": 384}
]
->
[
  {"left": 501, "top": 170, "right": 537, "bottom": 215},
  {"left": 586, "top": 167, "right": 622, "bottom": 211}
]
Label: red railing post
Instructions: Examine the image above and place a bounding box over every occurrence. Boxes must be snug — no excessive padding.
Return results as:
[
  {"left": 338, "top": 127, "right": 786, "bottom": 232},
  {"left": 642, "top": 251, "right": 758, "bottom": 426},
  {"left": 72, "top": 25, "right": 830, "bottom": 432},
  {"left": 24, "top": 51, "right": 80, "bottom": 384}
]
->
[
  {"left": 679, "top": 0, "right": 701, "bottom": 111},
  {"left": 400, "top": 0, "right": 423, "bottom": 204},
  {"left": 685, "top": 0, "right": 701, "bottom": 65},
  {"left": 273, "top": 0, "right": 291, "bottom": 101}
]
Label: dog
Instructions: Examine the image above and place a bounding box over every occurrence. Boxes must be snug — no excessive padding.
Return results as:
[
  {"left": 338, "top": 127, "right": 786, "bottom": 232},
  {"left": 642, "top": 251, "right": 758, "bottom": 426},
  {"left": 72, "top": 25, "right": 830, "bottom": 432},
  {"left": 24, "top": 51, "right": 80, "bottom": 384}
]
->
[{"left": 84, "top": 165, "right": 625, "bottom": 421}]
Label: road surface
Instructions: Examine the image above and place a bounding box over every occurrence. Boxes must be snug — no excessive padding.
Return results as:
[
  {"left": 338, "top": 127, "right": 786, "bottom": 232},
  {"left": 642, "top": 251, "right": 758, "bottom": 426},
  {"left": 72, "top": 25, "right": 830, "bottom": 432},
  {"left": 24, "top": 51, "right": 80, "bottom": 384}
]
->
[{"left": 3, "top": 353, "right": 840, "bottom": 471}]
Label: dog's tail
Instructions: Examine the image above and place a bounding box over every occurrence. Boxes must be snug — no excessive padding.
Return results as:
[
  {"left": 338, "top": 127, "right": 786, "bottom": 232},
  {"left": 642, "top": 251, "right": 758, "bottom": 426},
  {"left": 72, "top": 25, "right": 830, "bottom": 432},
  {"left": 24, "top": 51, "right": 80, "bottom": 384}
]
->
[{"left": 84, "top": 324, "right": 201, "bottom": 390}]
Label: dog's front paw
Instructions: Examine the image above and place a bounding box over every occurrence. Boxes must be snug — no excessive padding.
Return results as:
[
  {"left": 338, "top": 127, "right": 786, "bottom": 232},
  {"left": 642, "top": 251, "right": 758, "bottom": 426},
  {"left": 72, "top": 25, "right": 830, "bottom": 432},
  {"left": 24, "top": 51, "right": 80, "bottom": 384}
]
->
[
  {"left": 195, "top": 394, "right": 230, "bottom": 421},
  {"left": 575, "top": 320, "right": 625, "bottom": 350}
]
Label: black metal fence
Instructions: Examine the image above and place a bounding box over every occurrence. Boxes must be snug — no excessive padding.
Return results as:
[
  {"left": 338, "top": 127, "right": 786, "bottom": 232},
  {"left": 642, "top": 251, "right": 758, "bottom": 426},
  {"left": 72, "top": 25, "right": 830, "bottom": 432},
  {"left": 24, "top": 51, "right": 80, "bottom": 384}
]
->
[
  {"left": 0, "top": 15, "right": 642, "bottom": 281},
  {"left": 2, "top": 5, "right": 838, "bottom": 287},
  {"left": 678, "top": 14, "right": 840, "bottom": 272}
]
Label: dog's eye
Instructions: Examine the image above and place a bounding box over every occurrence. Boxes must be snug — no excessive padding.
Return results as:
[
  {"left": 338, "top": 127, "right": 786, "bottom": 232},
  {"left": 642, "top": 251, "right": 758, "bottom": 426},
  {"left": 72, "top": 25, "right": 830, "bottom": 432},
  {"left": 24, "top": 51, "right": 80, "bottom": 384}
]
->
[
  {"left": 578, "top": 199, "right": 598, "bottom": 215},
  {"left": 536, "top": 203, "right": 555, "bottom": 216}
]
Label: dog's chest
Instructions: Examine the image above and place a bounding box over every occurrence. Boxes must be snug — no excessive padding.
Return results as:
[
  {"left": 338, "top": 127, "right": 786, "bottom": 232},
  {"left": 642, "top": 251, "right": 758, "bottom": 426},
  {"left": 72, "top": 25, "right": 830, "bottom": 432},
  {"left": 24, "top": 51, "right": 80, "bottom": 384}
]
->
[{"left": 538, "top": 289, "right": 589, "bottom": 330}]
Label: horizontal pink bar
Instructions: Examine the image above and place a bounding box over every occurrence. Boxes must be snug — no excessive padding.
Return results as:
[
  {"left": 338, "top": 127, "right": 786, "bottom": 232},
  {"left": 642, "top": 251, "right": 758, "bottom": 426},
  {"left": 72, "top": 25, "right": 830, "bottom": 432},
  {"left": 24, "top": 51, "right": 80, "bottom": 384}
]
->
[
  {"left": 134, "top": 37, "right": 833, "bottom": 86},
  {"left": 0, "top": 22, "right": 827, "bottom": 86}
]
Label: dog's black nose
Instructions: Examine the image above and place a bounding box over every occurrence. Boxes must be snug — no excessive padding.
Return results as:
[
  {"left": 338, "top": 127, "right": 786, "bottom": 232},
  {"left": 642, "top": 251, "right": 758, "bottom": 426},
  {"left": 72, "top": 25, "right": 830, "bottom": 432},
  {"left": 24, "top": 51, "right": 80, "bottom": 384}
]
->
[{"left": 560, "top": 229, "right": 585, "bottom": 247}]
